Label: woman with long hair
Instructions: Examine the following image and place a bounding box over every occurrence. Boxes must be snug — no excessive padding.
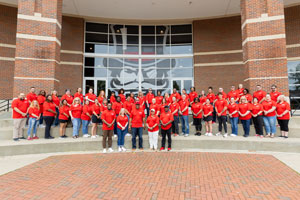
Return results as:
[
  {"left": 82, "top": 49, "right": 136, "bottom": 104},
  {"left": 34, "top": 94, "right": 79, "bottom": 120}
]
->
[
  {"left": 51, "top": 90, "right": 60, "bottom": 127},
  {"left": 262, "top": 94, "right": 277, "bottom": 138},
  {"left": 191, "top": 97, "right": 203, "bottom": 136},
  {"left": 58, "top": 99, "right": 69, "bottom": 138},
  {"left": 97, "top": 90, "right": 106, "bottom": 105},
  {"left": 116, "top": 108, "right": 128, "bottom": 152},
  {"left": 81, "top": 100, "right": 92, "bottom": 138},
  {"left": 43, "top": 94, "right": 56, "bottom": 139},
  {"left": 251, "top": 97, "right": 264, "bottom": 138},
  {"left": 276, "top": 95, "right": 291, "bottom": 138},
  {"left": 27, "top": 100, "right": 40, "bottom": 140},
  {"left": 91, "top": 98, "right": 101, "bottom": 139},
  {"left": 37, "top": 90, "right": 46, "bottom": 127},
  {"left": 69, "top": 97, "right": 83, "bottom": 139},
  {"left": 203, "top": 98, "right": 213, "bottom": 136},
  {"left": 238, "top": 96, "right": 252, "bottom": 137}
]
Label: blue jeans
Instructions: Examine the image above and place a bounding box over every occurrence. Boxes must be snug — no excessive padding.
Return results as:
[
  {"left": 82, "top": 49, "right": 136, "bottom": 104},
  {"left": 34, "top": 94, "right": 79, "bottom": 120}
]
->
[
  {"left": 241, "top": 119, "right": 250, "bottom": 136},
  {"left": 54, "top": 107, "right": 59, "bottom": 126},
  {"left": 125, "top": 114, "right": 129, "bottom": 133},
  {"left": 263, "top": 116, "right": 277, "bottom": 134},
  {"left": 117, "top": 128, "right": 126, "bottom": 146},
  {"left": 114, "top": 114, "right": 119, "bottom": 135},
  {"left": 82, "top": 120, "right": 90, "bottom": 135},
  {"left": 132, "top": 127, "right": 143, "bottom": 149},
  {"left": 39, "top": 113, "right": 43, "bottom": 125},
  {"left": 230, "top": 117, "right": 239, "bottom": 135},
  {"left": 27, "top": 117, "right": 39, "bottom": 136},
  {"left": 180, "top": 115, "right": 189, "bottom": 134},
  {"left": 72, "top": 118, "right": 81, "bottom": 136}
]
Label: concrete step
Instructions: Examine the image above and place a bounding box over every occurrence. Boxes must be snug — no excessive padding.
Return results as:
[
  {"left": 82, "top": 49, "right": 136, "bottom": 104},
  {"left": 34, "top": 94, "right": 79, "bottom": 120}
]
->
[{"left": 0, "top": 136, "right": 299, "bottom": 156}]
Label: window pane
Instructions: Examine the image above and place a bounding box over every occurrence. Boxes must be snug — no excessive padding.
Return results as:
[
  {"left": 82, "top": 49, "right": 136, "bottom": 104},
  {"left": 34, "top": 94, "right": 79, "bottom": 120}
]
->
[
  {"left": 172, "top": 68, "right": 193, "bottom": 77},
  {"left": 109, "top": 58, "right": 123, "bottom": 67},
  {"left": 109, "top": 24, "right": 124, "bottom": 33},
  {"left": 108, "top": 68, "right": 123, "bottom": 77},
  {"left": 171, "top": 35, "right": 192, "bottom": 44},
  {"left": 289, "top": 85, "right": 300, "bottom": 98},
  {"left": 85, "top": 57, "right": 107, "bottom": 67},
  {"left": 174, "top": 58, "right": 193, "bottom": 68},
  {"left": 108, "top": 78, "right": 122, "bottom": 88},
  {"left": 123, "top": 77, "right": 139, "bottom": 89},
  {"left": 123, "top": 66, "right": 139, "bottom": 77},
  {"left": 157, "top": 59, "right": 170, "bottom": 68},
  {"left": 288, "top": 73, "right": 300, "bottom": 85},
  {"left": 184, "top": 80, "right": 192, "bottom": 92},
  {"left": 124, "top": 58, "right": 139, "bottom": 68},
  {"left": 171, "top": 25, "right": 192, "bottom": 34},
  {"left": 172, "top": 80, "right": 181, "bottom": 91},
  {"left": 142, "top": 46, "right": 155, "bottom": 55},
  {"left": 86, "top": 23, "right": 108, "bottom": 33},
  {"left": 84, "top": 68, "right": 107, "bottom": 77},
  {"left": 124, "top": 45, "right": 139, "bottom": 55},
  {"left": 157, "top": 79, "right": 170, "bottom": 90},
  {"left": 125, "top": 25, "right": 139, "bottom": 34},
  {"left": 156, "top": 36, "right": 170, "bottom": 44},
  {"left": 109, "top": 35, "right": 123, "bottom": 44},
  {"left": 157, "top": 69, "right": 170, "bottom": 78},
  {"left": 85, "top": 33, "right": 108, "bottom": 43},
  {"left": 127, "top": 36, "right": 139, "bottom": 45},
  {"left": 143, "top": 79, "right": 156, "bottom": 89},
  {"left": 156, "top": 45, "right": 171, "bottom": 55},
  {"left": 85, "top": 43, "right": 108, "bottom": 54},
  {"left": 142, "top": 26, "right": 155, "bottom": 34},
  {"left": 156, "top": 25, "right": 170, "bottom": 34},
  {"left": 85, "top": 80, "right": 94, "bottom": 94},
  {"left": 108, "top": 45, "right": 124, "bottom": 54},
  {"left": 142, "top": 67, "right": 156, "bottom": 79},
  {"left": 171, "top": 44, "right": 193, "bottom": 54},
  {"left": 288, "top": 61, "right": 300, "bottom": 73},
  {"left": 142, "top": 36, "right": 155, "bottom": 44}
]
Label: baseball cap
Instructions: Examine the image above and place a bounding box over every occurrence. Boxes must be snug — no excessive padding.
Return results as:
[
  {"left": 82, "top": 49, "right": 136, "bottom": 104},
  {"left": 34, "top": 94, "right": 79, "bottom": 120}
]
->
[
  {"left": 150, "top": 108, "right": 155, "bottom": 112},
  {"left": 164, "top": 105, "right": 169, "bottom": 108}
]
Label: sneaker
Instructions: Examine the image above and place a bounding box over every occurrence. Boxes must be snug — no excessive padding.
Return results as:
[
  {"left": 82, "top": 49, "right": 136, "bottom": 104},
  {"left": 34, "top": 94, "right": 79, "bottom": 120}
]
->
[
  {"left": 95, "top": 135, "right": 99, "bottom": 137},
  {"left": 205, "top": 133, "right": 208, "bottom": 136},
  {"left": 230, "top": 134, "right": 237, "bottom": 137},
  {"left": 27, "top": 137, "right": 33, "bottom": 140},
  {"left": 72, "top": 136, "right": 77, "bottom": 139},
  {"left": 255, "top": 134, "right": 259, "bottom": 137},
  {"left": 121, "top": 146, "right": 126, "bottom": 152},
  {"left": 125, "top": 133, "right": 131, "bottom": 137},
  {"left": 160, "top": 147, "right": 165, "bottom": 151},
  {"left": 208, "top": 133, "right": 213, "bottom": 137},
  {"left": 184, "top": 134, "right": 189, "bottom": 137},
  {"left": 103, "top": 149, "right": 107, "bottom": 153},
  {"left": 59, "top": 136, "right": 65, "bottom": 139},
  {"left": 62, "top": 135, "right": 68, "bottom": 138},
  {"left": 113, "top": 135, "right": 117, "bottom": 138},
  {"left": 118, "top": 147, "right": 122, "bottom": 152},
  {"left": 83, "top": 134, "right": 90, "bottom": 138},
  {"left": 132, "top": 148, "right": 136, "bottom": 151},
  {"left": 108, "top": 148, "right": 114, "bottom": 152},
  {"left": 167, "top": 148, "right": 171, "bottom": 151},
  {"left": 32, "top": 136, "right": 39, "bottom": 139},
  {"left": 243, "top": 135, "right": 249, "bottom": 138},
  {"left": 215, "top": 132, "right": 221, "bottom": 136},
  {"left": 223, "top": 133, "right": 228, "bottom": 138},
  {"left": 91, "top": 135, "right": 97, "bottom": 139},
  {"left": 13, "top": 138, "right": 19, "bottom": 141},
  {"left": 139, "top": 148, "right": 144, "bottom": 151},
  {"left": 260, "top": 135, "right": 264, "bottom": 138},
  {"left": 284, "top": 136, "right": 288, "bottom": 139},
  {"left": 279, "top": 135, "right": 284, "bottom": 137},
  {"left": 39, "top": 124, "right": 46, "bottom": 128}
]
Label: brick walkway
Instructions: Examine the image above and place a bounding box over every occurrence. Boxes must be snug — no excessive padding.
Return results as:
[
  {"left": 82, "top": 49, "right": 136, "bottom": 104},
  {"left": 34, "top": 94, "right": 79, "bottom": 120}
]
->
[{"left": 0, "top": 152, "right": 299, "bottom": 200}]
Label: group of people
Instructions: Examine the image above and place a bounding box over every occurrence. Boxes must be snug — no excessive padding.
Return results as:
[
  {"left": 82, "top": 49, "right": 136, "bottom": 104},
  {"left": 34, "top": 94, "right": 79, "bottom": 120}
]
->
[{"left": 11, "top": 83, "right": 291, "bottom": 152}]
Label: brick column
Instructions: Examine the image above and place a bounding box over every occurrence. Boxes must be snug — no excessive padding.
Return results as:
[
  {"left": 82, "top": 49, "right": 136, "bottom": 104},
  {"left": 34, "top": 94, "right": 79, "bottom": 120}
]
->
[
  {"left": 13, "top": 0, "right": 62, "bottom": 96},
  {"left": 240, "top": 0, "right": 289, "bottom": 95}
]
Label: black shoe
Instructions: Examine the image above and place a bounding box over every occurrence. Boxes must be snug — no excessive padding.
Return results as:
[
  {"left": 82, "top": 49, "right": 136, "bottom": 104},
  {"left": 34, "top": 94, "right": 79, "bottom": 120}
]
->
[
  {"left": 194, "top": 133, "right": 198, "bottom": 136},
  {"left": 13, "top": 138, "right": 19, "bottom": 141},
  {"left": 198, "top": 132, "right": 201, "bottom": 136},
  {"left": 284, "top": 136, "right": 288, "bottom": 138},
  {"left": 279, "top": 135, "right": 283, "bottom": 137},
  {"left": 19, "top": 137, "right": 26, "bottom": 140},
  {"left": 243, "top": 135, "right": 249, "bottom": 137},
  {"left": 45, "top": 136, "right": 54, "bottom": 139},
  {"left": 63, "top": 135, "right": 68, "bottom": 138}
]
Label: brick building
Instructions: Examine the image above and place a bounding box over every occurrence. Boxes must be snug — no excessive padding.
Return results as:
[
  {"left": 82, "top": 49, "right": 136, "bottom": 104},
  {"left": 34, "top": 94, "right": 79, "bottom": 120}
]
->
[{"left": 0, "top": 0, "right": 299, "bottom": 102}]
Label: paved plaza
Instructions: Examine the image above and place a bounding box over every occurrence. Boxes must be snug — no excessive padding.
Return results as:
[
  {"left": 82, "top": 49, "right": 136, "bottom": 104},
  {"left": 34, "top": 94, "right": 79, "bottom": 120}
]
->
[{"left": 0, "top": 152, "right": 299, "bottom": 200}]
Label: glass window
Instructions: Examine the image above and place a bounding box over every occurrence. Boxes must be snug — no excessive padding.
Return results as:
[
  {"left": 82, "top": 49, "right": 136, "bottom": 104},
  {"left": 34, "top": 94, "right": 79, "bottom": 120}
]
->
[
  {"left": 171, "top": 44, "right": 193, "bottom": 54},
  {"left": 85, "top": 43, "right": 108, "bottom": 54},
  {"left": 156, "top": 36, "right": 170, "bottom": 45},
  {"left": 127, "top": 36, "right": 139, "bottom": 45},
  {"left": 174, "top": 58, "right": 193, "bottom": 68},
  {"left": 85, "top": 33, "right": 108, "bottom": 43},
  {"left": 171, "top": 68, "right": 193, "bottom": 77},
  {"left": 142, "top": 36, "right": 155, "bottom": 44},
  {"left": 124, "top": 45, "right": 139, "bottom": 55},
  {"left": 288, "top": 73, "right": 300, "bottom": 85},
  {"left": 157, "top": 69, "right": 171, "bottom": 78},
  {"left": 86, "top": 23, "right": 108, "bottom": 33},
  {"left": 171, "top": 35, "right": 192, "bottom": 44},
  {"left": 156, "top": 25, "right": 170, "bottom": 34},
  {"left": 125, "top": 25, "right": 139, "bottom": 34},
  {"left": 156, "top": 45, "right": 171, "bottom": 55},
  {"left": 108, "top": 58, "right": 123, "bottom": 67},
  {"left": 85, "top": 80, "right": 94, "bottom": 93},
  {"left": 124, "top": 58, "right": 139, "bottom": 68},
  {"left": 156, "top": 59, "right": 171, "bottom": 68},
  {"left": 108, "top": 68, "right": 123, "bottom": 77},
  {"left": 142, "top": 67, "right": 157, "bottom": 79},
  {"left": 142, "top": 46, "right": 155, "bottom": 54},
  {"left": 84, "top": 67, "right": 107, "bottom": 77},
  {"left": 109, "top": 24, "right": 124, "bottom": 33},
  {"left": 109, "top": 35, "right": 123, "bottom": 44},
  {"left": 171, "top": 25, "right": 192, "bottom": 34},
  {"left": 85, "top": 57, "right": 107, "bottom": 67},
  {"left": 288, "top": 61, "right": 300, "bottom": 73},
  {"left": 108, "top": 45, "right": 124, "bottom": 54},
  {"left": 142, "top": 26, "right": 155, "bottom": 34}
]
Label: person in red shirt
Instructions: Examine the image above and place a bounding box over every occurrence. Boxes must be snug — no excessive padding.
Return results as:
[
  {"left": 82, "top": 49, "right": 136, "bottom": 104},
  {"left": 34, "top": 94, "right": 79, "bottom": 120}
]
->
[
  {"left": 81, "top": 100, "right": 92, "bottom": 138},
  {"left": 276, "top": 95, "right": 290, "bottom": 138},
  {"left": 12, "top": 93, "right": 30, "bottom": 141},
  {"left": 146, "top": 88, "right": 155, "bottom": 116},
  {"left": 74, "top": 88, "right": 84, "bottom": 103},
  {"left": 101, "top": 102, "right": 116, "bottom": 153},
  {"left": 150, "top": 98, "right": 160, "bottom": 116},
  {"left": 85, "top": 88, "right": 96, "bottom": 106},
  {"left": 43, "top": 95, "right": 57, "bottom": 139},
  {"left": 203, "top": 98, "right": 213, "bottom": 136},
  {"left": 270, "top": 85, "right": 281, "bottom": 102},
  {"left": 147, "top": 109, "right": 160, "bottom": 151},
  {"left": 91, "top": 98, "right": 101, "bottom": 139},
  {"left": 101, "top": 98, "right": 108, "bottom": 112},
  {"left": 189, "top": 87, "right": 198, "bottom": 105},
  {"left": 262, "top": 94, "right": 277, "bottom": 137},
  {"left": 160, "top": 98, "right": 169, "bottom": 115},
  {"left": 118, "top": 88, "right": 126, "bottom": 104},
  {"left": 237, "top": 83, "right": 244, "bottom": 97},
  {"left": 110, "top": 91, "right": 116, "bottom": 104},
  {"left": 170, "top": 96, "right": 180, "bottom": 136},
  {"left": 123, "top": 96, "right": 132, "bottom": 136},
  {"left": 155, "top": 91, "right": 163, "bottom": 105},
  {"left": 251, "top": 97, "right": 264, "bottom": 137},
  {"left": 240, "top": 89, "right": 253, "bottom": 103},
  {"left": 207, "top": 87, "right": 216, "bottom": 123},
  {"left": 179, "top": 94, "right": 190, "bottom": 136},
  {"left": 116, "top": 108, "right": 128, "bottom": 152},
  {"left": 26, "top": 87, "right": 37, "bottom": 104},
  {"left": 69, "top": 97, "right": 83, "bottom": 138},
  {"left": 181, "top": 89, "right": 190, "bottom": 102},
  {"left": 27, "top": 100, "right": 41, "bottom": 140},
  {"left": 58, "top": 99, "right": 69, "bottom": 138},
  {"left": 164, "top": 93, "right": 172, "bottom": 105},
  {"left": 170, "top": 88, "right": 181, "bottom": 103},
  {"left": 253, "top": 85, "right": 267, "bottom": 103},
  {"left": 199, "top": 90, "right": 207, "bottom": 104},
  {"left": 215, "top": 93, "right": 228, "bottom": 137},
  {"left": 129, "top": 102, "right": 146, "bottom": 151},
  {"left": 218, "top": 88, "right": 227, "bottom": 99},
  {"left": 52, "top": 90, "right": 60, "bottom": 126},
  {"left": 113, "top": 96, "right": 123, "bottom": 137},
  {"left": 61, "top": 89, "right": 74, "bottom": 107},
  {"left": 37, "top": 90, "right": 46, "bottom": 127},
  {"left": 129, "top": 92, "right": 135, "bottom": 103},
  {"left": 160, "top": 106, "right": 174, "bottom": 151},
  {"left": 97, "top": 90, "right": 106, "bottom": 105},
  {"left": 137, "top": 91, "right": 146, "bottom": 111},
  {"left": 227, "top": 86, "right": 239, "bottom": 102},
  {"left": 238, "top": 96, "right": 252, "bottom": 137},
  {"left": 191, "top": 97, "right": 203, "bottom": 136},
  {"left": 227, "top": 97, "right": 239, "bottom": 136}
]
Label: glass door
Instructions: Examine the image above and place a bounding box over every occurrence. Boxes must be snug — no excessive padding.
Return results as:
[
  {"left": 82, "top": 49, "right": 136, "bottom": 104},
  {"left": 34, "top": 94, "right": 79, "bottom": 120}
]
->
[
  {"left": 172, "top": 79, "right": 193, "bottom": 93},
  {"left": 84, "top": 78, "right": 107, "bottom": 96}
]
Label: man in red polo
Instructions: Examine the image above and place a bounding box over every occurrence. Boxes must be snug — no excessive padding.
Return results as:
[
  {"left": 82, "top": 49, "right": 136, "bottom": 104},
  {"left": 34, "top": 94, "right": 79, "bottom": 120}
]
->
[
  {"left": 170, "top": 96, "right": 179, "bottom": 136},
  {"left": 227, "top": 85, "right": 239, "bottom": 102},
  {"left": 112, "top": 96, "right": 123, "bottom": 137},
  {"left": 170, "top": 88, "right": 181, "bottom": 102},
  {"left": 129, "top": 102, "right": 146, "bottom": 150},
  {"left": 26, "top": 87, "right": 37, "bottom": 103},
  {"left": 189, "top": 87, "right": 198, "bottom": 105},
  {"left": 101, "top": 102, "right": 116, "bottom": 153},
  {"left": 253, "top": 85, "right": 267, "bottom": 103},
  {"left": 160, "top": 105, "right": 174, "bottom": 151},
  {"left": 215, "top": 93, "right": 228, "bottom": 137},
  {"left": 179, "top": 94, "right": 190, "bottom": 137},
  {"left": 12, "top": 93, "right": 30, "bottom": 141},
  {"left": 146, "top": 88, "right": 155, "bottom": 116},
  {"left": 270, "top": 85, "right": 281, "bottom": 102}
]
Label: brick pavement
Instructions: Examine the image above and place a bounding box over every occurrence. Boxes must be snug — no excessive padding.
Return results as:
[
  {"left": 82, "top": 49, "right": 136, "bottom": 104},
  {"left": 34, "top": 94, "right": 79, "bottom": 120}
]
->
[{"left": 0, "top": 152, "right": 299, "bottom": 200}]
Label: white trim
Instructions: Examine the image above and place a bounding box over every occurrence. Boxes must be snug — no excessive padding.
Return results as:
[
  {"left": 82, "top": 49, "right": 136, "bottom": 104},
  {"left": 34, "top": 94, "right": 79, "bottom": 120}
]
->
[
  {"left": 287, "top": 57, "right": 300, "bottom": 61},
  {"left": 194, "top": 50, "right": 242, "bottom": 56},
  {"left": 287, "top": 44, "right": 300, "bottom": 48},
  {"left": 18, "top": 14, "right": 62, "bottom": 29},
  {"left": 242, "top": 14, "right": 284, "bottom": 30},
  {"left": 194, "top": 61, "right": 243, "bottom": 67},
  {"left": 60, "top": 61, "right": 83, "bottom": 66},
  {"left": 16, "top": 33, "right": 61, "bottom": 46},
  {"left": 61, "top": 50, "right": 83, "bottom": 55},
  {"left": 244, "top": 57, "right": 287, "bottom": 64},
  {"left": 0, "top": 57, "right": 15, "bottom": 61},
  {"left": 15, "top": 57, "right": 59, "bottom": 64},
  {"left": 0, "top": 43, "right": 16, "bottom": 48},
  {"left": 14, "top": 77, "right": 60, "bottom": 82},
  {"left": 244, "top": 76, "right": 288, "bottom": 82},
  {"left": 84, "top": 53, "right": 193, "bottom": 59},
  {"left": 242, "top": 34, "right": 286, "bottom": 46}
]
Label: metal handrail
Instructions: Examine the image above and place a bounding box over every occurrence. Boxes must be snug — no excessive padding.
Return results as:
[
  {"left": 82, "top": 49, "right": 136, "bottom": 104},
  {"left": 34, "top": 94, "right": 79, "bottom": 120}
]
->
[
  {"left": 0, "top": 99, "right": 12, "bottom": 112},
  {"left": 289, "top": 96, "right": 300, "bottom": 116}
]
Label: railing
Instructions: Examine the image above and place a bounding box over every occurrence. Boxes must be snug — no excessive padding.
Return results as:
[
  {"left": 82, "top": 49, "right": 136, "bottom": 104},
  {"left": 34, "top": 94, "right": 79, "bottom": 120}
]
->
[
  {"left": 290, "top": 96, "right": 300, "bottom": 116},
  {"left": 0, "top": 99, "right": 12, "bottom": 113}
]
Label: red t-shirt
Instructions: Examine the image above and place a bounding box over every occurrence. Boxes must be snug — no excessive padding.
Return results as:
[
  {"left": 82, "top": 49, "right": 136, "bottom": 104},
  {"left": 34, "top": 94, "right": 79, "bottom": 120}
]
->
[
  {"left": 112, "top": 102, "right": 123, "bottom": 115},
  {"left": 189, "top": 92, "right": 198, "bottom": 103},
  {"left": 97, "top": 96, "right": 105, "bottom": 104},
  {"left": 160, "top": 103, "right": 168, "bottom": 114},
  {"left": 12, "top": 98, "right": 29, "bottom": 119},
  {"left": 155, "top": 96, "right": 163, "bottom": 104},
  {"left": 138, "top": 96, "right": 146, "bottom": 109},
  {"left": 170, "top": 102, "right": 179, "bottom": 116},
  {"left": 160, "top": 111, "right": 174, "bottom": 130},
  {"left": 227, "top": 90, "right": 239, "bottom": 101},
  {"left": 251, "top": 103, "right": 263, "bottom": 116},
  {"left": 270, "top": 91, "right": 281, "bottom": 102},
  {"left": 170, "top": 92, "right": 181, "bottom": 102},
  {"left": 130, "top": 108, "right": 145, "bottom": 128},
  {"left": 146, "top": 93, "right": 155, "bottom": 104},
  {"left": 101, "top": 110, "right": 116, "bottom": 130},
  {"left": 28, "top": 107, "right": 40, "bottom": 118},
  {"left": 130, "top": 97, "right": 135, "bottom": 104},
  {"left": 70, "top": 104, "right": 83, "bottom": 119},
  {"left": 124, "top": 101, "right": 133, "bottom": 114},
  {"left": 165, "top": 96, "right": 172, "bottom": 105},
  {"left": 262, "top": 100, "right": 277, "bottom": 117},
  {"left": 43, "top": 101, "right": 56, "bottom": 117},
  {"left": 74, "top": 92, "right": 84, "bottom": 103},
  {"left": 227, "top": 103, "right": 239, "bottom": 118},
  {"left": 117, "top": 115, "right": 128, "bottom": 129},
  {"left": 92, "top": 104, "right": 101, "bottom": 115},
  {"left": 238, "top": 103, "right": 252, "bottom": 120},
  {"left": 214, "top": 99, "right": 228, "bottom": 116},
  {"left": 81, "top": 105, "right": 93, "bottom": 121},
  {"left": 206, "top": 93, "right": 216, "bottom": 103},
  {"left": 191, "top": 103, "right": 203, "bottom": 118},
  {"left": 59, "top": 105, "right": 69, "bottom": 120},
  {"left": 146, "top": 115, "right": 159, "bottom": 132},
  {"left": 110, "top": 95, "right": 116, "bottom": 104},
  {"left": 241, "top": 94, "right": 253, "bottom": 103},
  {"left": 253, "top": 90, "right": 267, "bottom": 102},
  {"left": 52, "top": 95, "right": 60, "bottom": 107},
  {"left": 237, "top": 88, "right": 244, "bottom": 97},
  {"left": 61, "top": 94, "right": 74, "bottom": 106},
  {"left": 203, "top": 103, "right": 213, "bottom": 116},
  {"left": 26, "top": 93, "right": 37, "bottom": 103},
  {"left": 150, "top": 103, "right": 160, "bottom": 115},
  {"left": 200, "top": 96, "right": 207, "bottom": 104},
  {"left": 179, "top": 99, "right": 189, "bottom": 115},
  {"left": 37, "top": 95, "right": 46, "bottom": 113},
  {"left": 101, "top": 104, "right": 108, "bottom": 112},
  {"left": 85, "top": 93, "right": 96, "bottom": 105},
  {"left": 119, "top": 94, "right": 126, "bottom": 103},
  {"left": 276, "top": 102, "right": 290, "bottom": 120}
]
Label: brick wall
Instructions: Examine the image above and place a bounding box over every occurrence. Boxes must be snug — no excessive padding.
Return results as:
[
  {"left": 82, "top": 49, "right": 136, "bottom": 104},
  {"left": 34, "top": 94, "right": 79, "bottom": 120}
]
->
[{"left": 285, "top": 5, "right": 300, "bottom": 59}]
